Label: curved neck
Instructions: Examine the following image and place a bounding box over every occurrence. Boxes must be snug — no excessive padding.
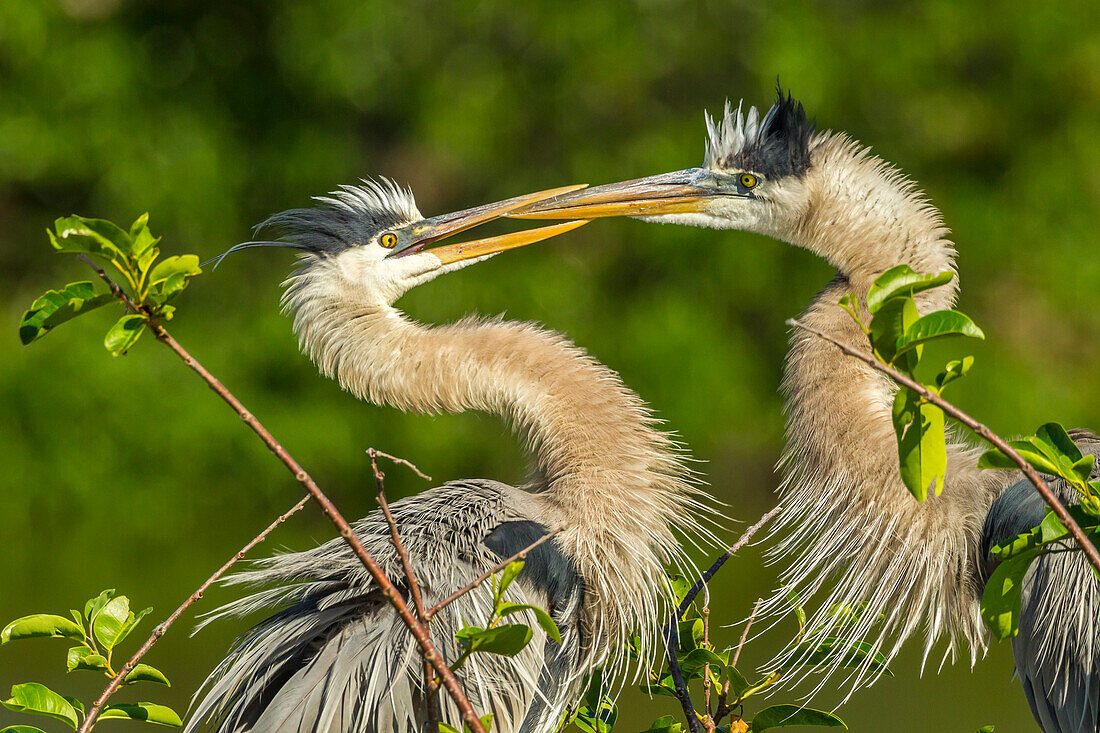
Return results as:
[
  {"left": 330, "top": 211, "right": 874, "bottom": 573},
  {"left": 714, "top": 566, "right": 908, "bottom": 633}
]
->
[
  {"left": 283, "top": 260, "right": 704, "bottom": 669},
  {"left": 768, "top": 135, "right": 1008, "bottom": 681}
]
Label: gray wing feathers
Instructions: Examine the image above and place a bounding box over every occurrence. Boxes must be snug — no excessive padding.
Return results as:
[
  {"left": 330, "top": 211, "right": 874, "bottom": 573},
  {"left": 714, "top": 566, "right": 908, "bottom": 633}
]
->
[
  {"left": 984, "top": 430, "right": 1100, "bottom": 733},
  {"left": 187, "top": 480, "right": 580, "bottom": 733}
]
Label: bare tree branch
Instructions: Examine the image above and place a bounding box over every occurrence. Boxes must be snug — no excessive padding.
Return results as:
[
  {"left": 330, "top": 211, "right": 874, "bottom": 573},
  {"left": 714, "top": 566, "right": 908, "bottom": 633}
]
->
[
  {"left": 78, "top": 495, "right": 310, "bottom": 733},
  {"left": 79, "top": 257, "right": 487, "bottom": 733},
  {"left": 787, "top": 317, "right": 1100, "bottom": 575},
  {"left": 426, "top": 527, "right": 563, "bottom": 620},
  {"left": 368, "top": 447, "right": 440, "bottom": 729}
]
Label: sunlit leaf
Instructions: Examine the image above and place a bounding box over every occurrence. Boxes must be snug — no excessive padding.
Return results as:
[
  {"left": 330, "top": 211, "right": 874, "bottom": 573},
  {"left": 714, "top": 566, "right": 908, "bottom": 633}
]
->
[
  {"left": 935, "top": 356, "right": 974, "bottom": 391},
  {"left": 497, "top": 602, "right": 561, "bottom": 644},
  {"left": 1, "top": 683, "right": 80, "bottom": 730},
  {"left": 147, "top": 255, "right": 201, "bottom": 289},
  {"left": 1, "top": 615, "right": 85, "bottom": 644},
  {"left": 92, "top": 596, "right": 132, "bottom": 651},
  {"left": 51, "top": 216, "right": 132, "bottom": 260},
  {"left": 85, "top": 590, "right": 115, "bottom": 625},
  {"left": 455, "top": 624, "right": 532, "bottom": 657},
  {"left": 0, "top": 725, "right": 50, "bottom": 732},
  {"left": 892, "top": 389, "right": 947, "bottom": 502},
  {"left": 676, "top": 618, "right": 704, "bottom": 653},
  {"left": 866, "top": 265, "right": 953, "bottom": 314},
  {"left": 869, "top": 295, "right": 920, "bottom": 366},
  {"left": 494, "top": 560, "right": 524, "bottom": 605},
  {"left": 895, "top": 310, "right": 984, "bottom": 356},
  {"left": 104, "top": 314, "right": 146, "bottom": 356},
  {"left": 19, "top": 282, "right": 115, "bottom": 345},
  {"left": 66, "top": 645, "right": 109, "bottom": 673},
  {"left": 123, "top": 664, "right": 170, "bottom": 687},
  {"left": 981, "top": 548, "right": 1042, "bottom": 640},
  {"left": 116, "top": 607, "right": 152, "bottom": 647},
  {"left": 100, "top": 703, "right": 182, "bottom": 726},
  {"left": 749, "top": 705, "right": 847, "bottom": 731}
]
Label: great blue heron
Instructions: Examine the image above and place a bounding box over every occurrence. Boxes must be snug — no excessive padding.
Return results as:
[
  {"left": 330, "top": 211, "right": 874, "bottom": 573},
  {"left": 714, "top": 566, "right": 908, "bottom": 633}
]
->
[
  {"left": 516, "top": 89, "right": 1099, "bottom": 732},
  {"left": 187, "top": 181, "right": 717, "bottom": 733}
]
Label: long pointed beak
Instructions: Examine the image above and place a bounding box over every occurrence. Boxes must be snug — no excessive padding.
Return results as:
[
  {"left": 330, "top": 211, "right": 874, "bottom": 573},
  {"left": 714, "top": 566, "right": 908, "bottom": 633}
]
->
[
  {"left": 388, "top": 185, "right": 590, "bottom": 264},
  {"left": 506, "top": 168, "right": 728, "bottom": 220}
]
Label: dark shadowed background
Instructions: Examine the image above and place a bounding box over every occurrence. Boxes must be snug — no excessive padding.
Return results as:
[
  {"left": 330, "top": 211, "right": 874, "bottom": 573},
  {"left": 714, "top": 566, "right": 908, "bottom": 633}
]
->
[{"left": 3, "top": 1, "right": 1099, "bottom": 730}]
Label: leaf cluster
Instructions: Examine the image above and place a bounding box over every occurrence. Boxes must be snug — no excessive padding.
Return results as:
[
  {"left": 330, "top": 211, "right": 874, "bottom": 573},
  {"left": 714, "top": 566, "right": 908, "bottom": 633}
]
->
[
  {"left": 20, "top": 215, "right": 200, "bottom": 355},
  {"left": 842, "top": 265, "right": 983, "bottom": 502},
  {"left": 0, "top": 590, "right": 180, "bottom": 732},
  {"left": 977, "top": 422, "right": 1100, "bottom": 640}
]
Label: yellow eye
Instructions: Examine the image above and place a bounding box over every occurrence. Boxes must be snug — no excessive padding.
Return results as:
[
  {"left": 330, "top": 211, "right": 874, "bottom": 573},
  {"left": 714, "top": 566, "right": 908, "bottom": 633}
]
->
[
  {"left": 380, "top": 233, "right": 398, "bottom": 249},
  {"left": 739, "top": 173, "right": 758, "bottom": 189}
]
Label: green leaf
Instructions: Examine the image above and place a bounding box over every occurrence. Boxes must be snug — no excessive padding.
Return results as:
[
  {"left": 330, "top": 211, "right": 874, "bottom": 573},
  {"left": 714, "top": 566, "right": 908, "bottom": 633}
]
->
[
  {"left": 19, "top": 282, "right": 115, "bottom": 345},
  {"left": 99, "top": 703, "right": 182, "bottom": 726},
  {"left": 0, "top": 726, "right": 50, "bottom": 732},
  {"left": 749, "top": 705, "right": 847, "bottom": 731},
  {"left": 85, "top": 590, "right": 116, "bottom": 625},
  {"left": 976, "top": 448, "right": 1017, "bottom": 470},
  {"left": 494, "top": 560, "right": 524, "bottom": 605},
  {"left": 2, "top": 615, "right": 85, "bottom": 644},
  {"left": 975, "top": 726, "right": 995, "bottom": 733},
  {"left": 786, "top": 590, "right": 807, "bottom": 631},
  {"left": 439, "top": 725, "right": 461, "bottom": 733},
  {"left": 63, "top": 698, "right": 84, "bottom": 718},
  {"left": 104, "top": 314, "right": 147, "bottom": 356},
  {"left": 677, "top": 648, "right": 726, "bottom": 678},
  {"left": 638, "top": 674, "right": 679, "bottom": 698},
  {"left": 116, "top": 607, "right": 152, "bottom": 647},
  {"left": 892, "top": 389, "right": 947, "bottom": 502},
  {"left": 895, "top": 310, "right": 984, "bottom": 356},
  {"left": 66, "top": 646, "right": 109, "bottom": 672},
  {"left": 123, "top": 664, "right": 170, "bottom": 687},
  {"left": 51, "top": 216, "right": 133, "bottom": 259},
  {"left": 147, "top": 255, "right": 201, "bottom": 289},
  {"left": 676, "top": 618, "right": 704, "bottom": 653},
  {"left": 981, "top": 548, "right": 1042, "bottom": 640},
  {"left": 779, "top": 638, "right": 892, "bottom": 677},
  {"left": 129, "top": 214, "right": 159, "bottom": 256},
  {"left": 935, "top": 356, "right": 975, "bottom": 391},
  {"left": 869, "top": 295, "right": 920, "bottom": 366},
  {"left": 668, "top": 574, "right": 693, "bottom": 610},
  {"left": 866, "top": 265, "right": 954, "bottom": 314},
  {"left": 92, "top": 596, "right": 132, "bottom": 651},
  {"left": 726, "top": 666, "right": 750, "bottom": 699},
  {"left": 455, "top": 624, "right": 532, "bottom": 657},
  {"left": 639, "top": 714, "right": 683, "bottom": 733},
  {"left": 2, "top": 683, "right": 81, "bottom": 730},
  {"left": 497, "top": 603, "right": 561, "bottom": 644}
]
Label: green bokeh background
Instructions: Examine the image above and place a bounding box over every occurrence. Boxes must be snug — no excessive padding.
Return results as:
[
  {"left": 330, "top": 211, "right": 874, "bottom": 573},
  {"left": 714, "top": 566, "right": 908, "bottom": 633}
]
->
[{"left": 2, "top": 1, "right": 1098, "bottom": 730}]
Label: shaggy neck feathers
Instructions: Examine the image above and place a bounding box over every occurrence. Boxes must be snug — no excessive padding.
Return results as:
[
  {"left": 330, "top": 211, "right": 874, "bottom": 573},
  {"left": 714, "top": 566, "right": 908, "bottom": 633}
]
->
[
  {"left": 764, "top": 133, "right": 1010, "bottom": 688},
  {"left": 283, "top": 262, "right": 707, "bottom": 675}
]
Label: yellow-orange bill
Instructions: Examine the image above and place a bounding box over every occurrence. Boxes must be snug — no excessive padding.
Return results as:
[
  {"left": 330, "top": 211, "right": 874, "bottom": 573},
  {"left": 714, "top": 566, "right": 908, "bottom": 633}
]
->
[{"left": 431, "top": 219, "right": 590, "bottom": 265}]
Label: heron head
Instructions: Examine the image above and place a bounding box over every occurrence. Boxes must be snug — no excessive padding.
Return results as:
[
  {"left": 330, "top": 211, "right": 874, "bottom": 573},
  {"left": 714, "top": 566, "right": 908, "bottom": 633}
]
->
[
  {"left": 512, "top": 87, "right": 818, "bottom": 242},
  {"left": 210, "top": 180, "right": 588, "bottom": 305}
]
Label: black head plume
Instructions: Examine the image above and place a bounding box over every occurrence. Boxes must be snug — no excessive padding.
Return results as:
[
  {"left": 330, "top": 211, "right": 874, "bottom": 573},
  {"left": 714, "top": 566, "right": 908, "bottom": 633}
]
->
[
  {"left": 703, "top": 85, "right": 816, "bottom": 179},
  {"left": 206, "top": 179, "right": 420, "bottom": 268}
]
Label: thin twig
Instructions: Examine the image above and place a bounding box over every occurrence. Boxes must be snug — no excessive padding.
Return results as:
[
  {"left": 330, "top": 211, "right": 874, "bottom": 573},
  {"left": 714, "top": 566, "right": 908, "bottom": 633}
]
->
[
  {"left": 78, "top": 495, "right": 310, "bottom": 732},
  {"left": 78, "top": 258, "right": 487, "bottom": 733},
  {"left": 715, "top": 598, "right": 762, "bottom": 725},
  {"left": 677, "top": 505, "right": 783, "bottom": 618},
  {"left": 664, "top": 507, "right": 782, "bottom": 733},
  {"left": 368, "top": 447, "right": 440, "bottom": 729},
  {"left": 730, "top": 598, "right": 762, "bottom": 670},
  {"left": 368, "top": 447, "right": 432, "bottom": 481},
  {"left": 426, "top": 527, "right": 563, "bottom": 620},
  {"left": 787, "top": 317, "right": 1100, "bottom": 575},
  {"left": 702, "top": 606, "right": 715, "bottom": 733}
]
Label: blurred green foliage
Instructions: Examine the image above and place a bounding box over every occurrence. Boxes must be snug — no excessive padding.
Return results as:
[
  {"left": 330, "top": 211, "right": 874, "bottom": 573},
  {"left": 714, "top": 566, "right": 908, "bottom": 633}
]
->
[{"left": 2, "top": 1, "right": 1099, "bottom": 730}]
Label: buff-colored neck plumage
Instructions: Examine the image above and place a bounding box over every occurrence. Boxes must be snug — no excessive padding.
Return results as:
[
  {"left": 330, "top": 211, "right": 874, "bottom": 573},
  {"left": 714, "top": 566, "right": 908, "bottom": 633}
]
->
[
  {"left": 763, "top": 133, "right": 1012, "bottom": 689},
  {"left": 282, "top": 257, "right": 710, "bottom": 679}
]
